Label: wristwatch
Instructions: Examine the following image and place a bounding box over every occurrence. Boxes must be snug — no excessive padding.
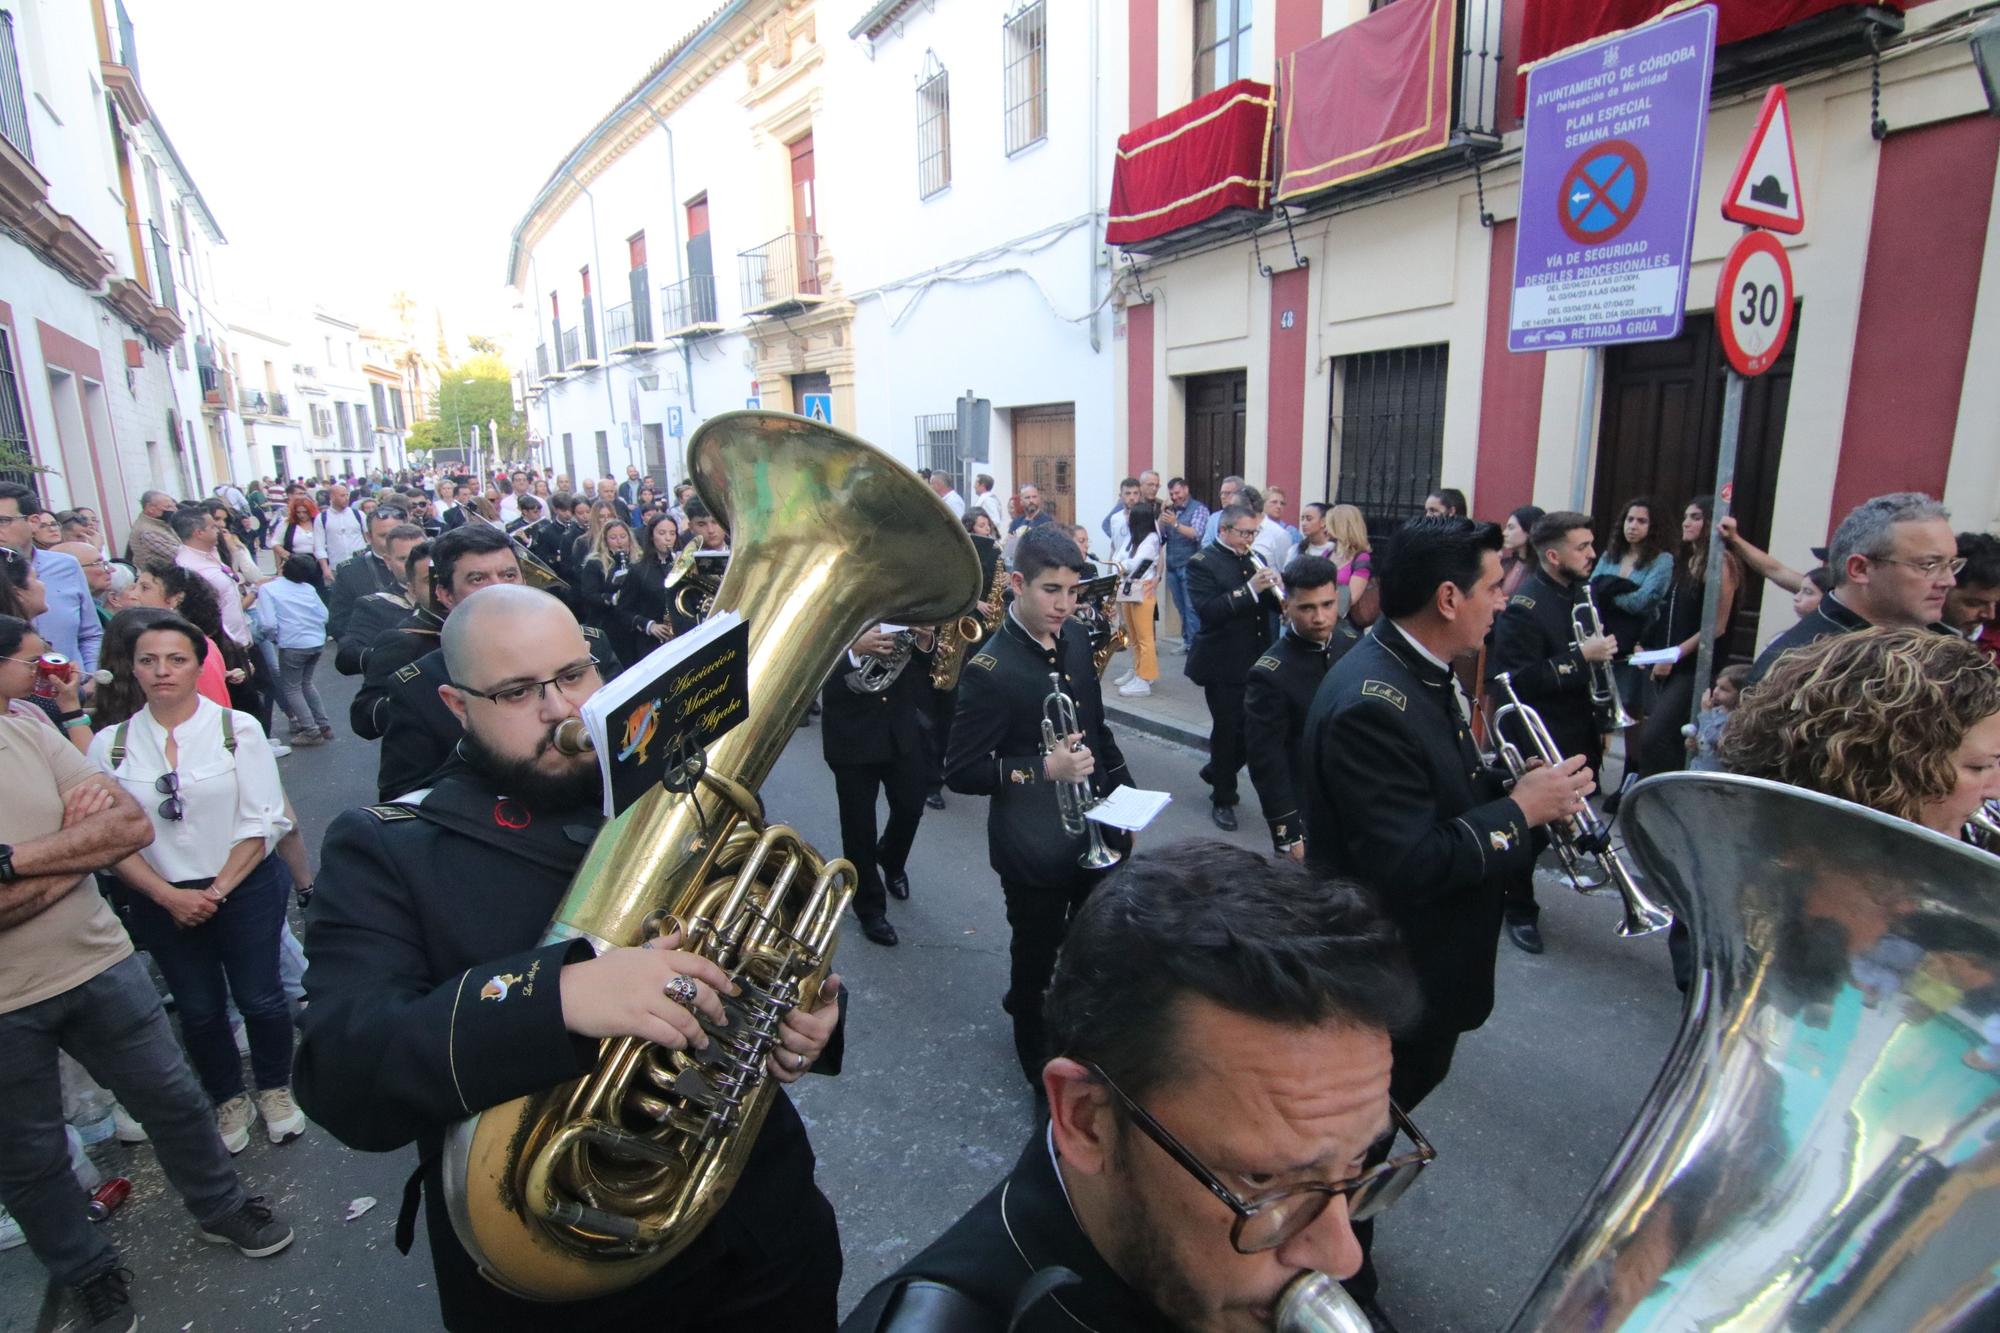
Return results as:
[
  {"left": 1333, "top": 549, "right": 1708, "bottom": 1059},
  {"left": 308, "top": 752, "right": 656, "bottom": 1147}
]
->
[{"left": 0, "top": 844, "right": 15, "bottom": 883}]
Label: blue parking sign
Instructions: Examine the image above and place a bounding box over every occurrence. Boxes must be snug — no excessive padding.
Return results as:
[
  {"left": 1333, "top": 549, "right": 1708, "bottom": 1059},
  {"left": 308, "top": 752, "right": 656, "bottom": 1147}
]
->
[{"left": 666, "top": 406, "right": 684, "bottom": 438}]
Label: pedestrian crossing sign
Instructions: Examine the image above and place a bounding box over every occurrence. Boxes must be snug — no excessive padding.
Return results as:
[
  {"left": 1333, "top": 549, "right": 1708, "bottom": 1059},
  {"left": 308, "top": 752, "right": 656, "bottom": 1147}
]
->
[{"left": 802, "top": 392, "right": 833, "bottom": 424}]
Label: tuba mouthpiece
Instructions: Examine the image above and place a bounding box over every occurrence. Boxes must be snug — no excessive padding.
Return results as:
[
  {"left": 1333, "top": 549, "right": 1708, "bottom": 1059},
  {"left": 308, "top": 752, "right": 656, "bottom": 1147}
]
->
[{"left": 552, "top": 718, "right": 595, "bottom": 755}]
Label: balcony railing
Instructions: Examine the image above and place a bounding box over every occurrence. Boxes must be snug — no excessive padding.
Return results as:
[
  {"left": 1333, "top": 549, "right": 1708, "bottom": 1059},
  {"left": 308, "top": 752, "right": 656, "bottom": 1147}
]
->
[
  {"left": 269, "top": 390, "right": 288, "bottom": 417},
  {"left": 605, "top": 301, "right": 650, "bottom": 353},
  {"left": 239, "top": 389, "right": 267, "bottom": 415},
  {"left": 149, "top": 225, "right": 177, "bottom": 315},
  {"left": 559, "top": 327, "right": 581, "bottom": 370},
  {"left": 0, "top": 13, "right": 31, "bottom": 163},
  {"left": 738, "top": 232, "right": 823, "bottom": 315},
  {"left": 661, "top": 274, "right": 721, "bottom": 335},
  {"left": 536, "top": 342, "right": 550, "bottom": 379}
]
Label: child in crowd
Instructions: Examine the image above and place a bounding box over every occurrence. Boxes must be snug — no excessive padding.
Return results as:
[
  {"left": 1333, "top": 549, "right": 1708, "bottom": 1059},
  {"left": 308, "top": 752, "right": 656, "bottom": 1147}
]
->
[{"left": 1685, "top": 664, "right": 1750, "bottom": 772}]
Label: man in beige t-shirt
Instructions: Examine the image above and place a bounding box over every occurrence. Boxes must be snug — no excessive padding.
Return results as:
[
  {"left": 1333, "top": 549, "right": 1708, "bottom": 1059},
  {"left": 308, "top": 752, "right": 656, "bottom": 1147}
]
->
[{"left": 0, "top": 714, "right": 296, "bottom": 1326}]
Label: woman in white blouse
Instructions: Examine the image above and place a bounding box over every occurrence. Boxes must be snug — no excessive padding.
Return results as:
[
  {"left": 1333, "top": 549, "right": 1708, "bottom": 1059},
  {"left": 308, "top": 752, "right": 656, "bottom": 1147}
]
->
[
  {"left": 87, "top": 615, "right": 304, "bottom": 1155},
  {"left": 1110, "top": 500, "right": 1163, "bottom": 698}
]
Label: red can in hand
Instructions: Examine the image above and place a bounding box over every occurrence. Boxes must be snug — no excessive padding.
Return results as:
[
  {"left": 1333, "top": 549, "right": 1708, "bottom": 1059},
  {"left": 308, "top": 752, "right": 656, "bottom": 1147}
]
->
[
  {"left": 86, "top": 1177, "right": 131, "bottom": 1221},
  {"left": 32, "top": 652, "right": 72, "bottom": 699}
]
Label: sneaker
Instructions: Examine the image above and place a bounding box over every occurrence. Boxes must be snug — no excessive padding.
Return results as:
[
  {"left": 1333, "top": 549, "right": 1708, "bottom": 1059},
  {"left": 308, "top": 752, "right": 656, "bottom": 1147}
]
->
[
  {"left": 268, "top": 741, "right": 292, "bottom": 757},
  {"left": 1114, "top": 670, "right": 1136, "bottom": 687},
  {"left": 0, "top": 1205, "right": 24, "bottom": 1252},
  {"left": 318, "top": 725, "right": 335, "bottom": 741},
  {"left": 285, "top": 731, "right": 324, "bottom": 748},
  {"left": 256, "top": 1087, "right": 305, "bottom": 1144},
  {"left": 112, "top": 1103, "right": 148, "bottom": 1143},
  {"left": 196, "top": 1196, "right": 294, "bottom": 1257},
  {"left": 72, "top": 1266, "right": 136, "bottom": 1333},
  {"left": 1117, "top": 677, "right": 1153, "bottom": 697},
  {"left": 216, "top": 1094, "right": 255, "bottom": 1154}
]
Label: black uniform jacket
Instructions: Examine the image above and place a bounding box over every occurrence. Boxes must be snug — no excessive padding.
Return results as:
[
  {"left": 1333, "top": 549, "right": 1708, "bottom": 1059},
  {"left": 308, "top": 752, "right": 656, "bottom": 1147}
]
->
[
  {"left": 616, "top": 559, "right": 672, "bottom": 649},
  {"left": 334, "top": 588, "right": 414, "bottom": 676},
  {"left": 842, "top": 1130, "right": 1167, "bottom": 1333},
  {"left": 945, "top": 614, "right": 1132, "bottom": 888},
  {"left": 1745, "top": 590, "right": 1870, "bottom": 687},
  {"left": 576, "top": 553, "right": 635, "bottom": 660},
  {"left": 1184, "top": 541, "right": 1279, "bottom": 687},
  {"left": 352, "top": 606, "right": 441, "bottom": 741},
  {"left": 374, "top": 627, "right": 622, "bottom": 801},
  {"left": 1486, "top": 567, "right": 1596, "bottom": 760},
  {"left": 1244, "top": 623, "right": 1360, "bottom": 851},
  {"left": 295, "top": 766, "right": 827, "bottom": 1333},
  {"left": 326, "top": 550, "right": 398, "bottom": 645},
  {"left": 821, "top": 639, "right": 934, "bottom": 769},
  {"left": 1300, "top": 623, "right": 1535, "bottom": 1040}
]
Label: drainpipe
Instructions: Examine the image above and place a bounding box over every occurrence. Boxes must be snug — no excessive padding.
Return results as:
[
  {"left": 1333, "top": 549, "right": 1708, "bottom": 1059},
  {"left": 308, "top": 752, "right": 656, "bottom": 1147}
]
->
[
  {"left": 1086, "top": 0, "right": 1103, "bottom": 356},
  {"left": 640, "top": 100, "right": 699, "bottom": 433},
  {"left": 561, "top": 166, "right": 622, "bottom": 467}
]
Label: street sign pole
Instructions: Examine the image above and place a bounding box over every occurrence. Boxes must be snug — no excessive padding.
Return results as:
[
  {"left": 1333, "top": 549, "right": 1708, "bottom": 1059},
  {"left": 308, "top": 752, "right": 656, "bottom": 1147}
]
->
[
  {"left": 1568, "top": 348, "right": 1600, "bottom": 510},
  {"left": 1690, "top": 369, "right": 1744, "bottom": 723}
]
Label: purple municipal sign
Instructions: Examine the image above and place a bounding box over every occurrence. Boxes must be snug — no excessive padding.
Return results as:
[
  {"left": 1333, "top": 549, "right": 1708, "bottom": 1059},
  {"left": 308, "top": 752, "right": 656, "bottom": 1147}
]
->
[{"left": 1509, "top": 6, "right": 1717, "bottom": 353}]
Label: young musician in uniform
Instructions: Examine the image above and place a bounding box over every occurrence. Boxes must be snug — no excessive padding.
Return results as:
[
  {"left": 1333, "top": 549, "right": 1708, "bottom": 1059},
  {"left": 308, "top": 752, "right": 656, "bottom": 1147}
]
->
[
  {"left": 297, "top": 586, "right": 845, "bottom": 1333},
  {"left": 1300, "top": 516, "right": 1588, "bottom": 1324},
  {"left": 1243, "top": 556, "right": 1357, "bottom": 860},
  {"left": 1184, "top": 503, "right": 1280, "bottom": 830},
  {"left": 820, "top": 625, "right": 937, "bottom": 947},
  {"left": 1485, "top": 511, "right": 1616, "bottom": 954},
  {"left": 945, "top": 527, "right": 1134, "bottom": 1089}
]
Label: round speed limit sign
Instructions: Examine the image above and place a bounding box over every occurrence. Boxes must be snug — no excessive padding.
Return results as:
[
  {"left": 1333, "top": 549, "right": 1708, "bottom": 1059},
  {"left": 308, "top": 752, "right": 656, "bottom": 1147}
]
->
[{"left": 1716, "top": 230, "right": 1795, "bottom": 376}]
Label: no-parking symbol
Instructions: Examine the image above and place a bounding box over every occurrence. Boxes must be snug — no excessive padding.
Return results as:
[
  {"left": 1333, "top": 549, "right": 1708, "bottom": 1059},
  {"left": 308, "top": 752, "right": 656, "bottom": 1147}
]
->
[{"left": 1559, "top": 141, "right": 1648, "bottom": 245}]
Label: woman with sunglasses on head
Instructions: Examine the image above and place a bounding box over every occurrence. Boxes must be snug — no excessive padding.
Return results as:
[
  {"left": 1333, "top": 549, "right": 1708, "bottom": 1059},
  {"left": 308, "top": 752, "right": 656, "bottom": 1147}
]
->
[{"left": 86, "top": 614, "right": 304, "bottom": 1154}]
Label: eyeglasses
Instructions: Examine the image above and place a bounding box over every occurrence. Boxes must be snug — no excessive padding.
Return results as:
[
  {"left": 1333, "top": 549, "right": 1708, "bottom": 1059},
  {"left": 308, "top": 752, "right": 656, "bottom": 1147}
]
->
[
  {"left": 1873, "top": 555, "right": 1966, "bottom": 578},
  {"left": 155, "top": 770, "right": 184, "bottom": 822},
  {"left": 1084, "top": 1062, "right": 1433, "bottom": 1254},
  {"left": 1226, "top": 526, "right": 1261, "bottom": 539},
  {"left": 456, "top": 657, "right": 600, "bottom": 709}
]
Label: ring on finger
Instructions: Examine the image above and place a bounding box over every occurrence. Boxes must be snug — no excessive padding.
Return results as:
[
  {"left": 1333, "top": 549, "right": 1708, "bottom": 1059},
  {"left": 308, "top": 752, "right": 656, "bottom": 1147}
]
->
[{"left": 663, "top": 974, "right": 699, "bottom": 1007}]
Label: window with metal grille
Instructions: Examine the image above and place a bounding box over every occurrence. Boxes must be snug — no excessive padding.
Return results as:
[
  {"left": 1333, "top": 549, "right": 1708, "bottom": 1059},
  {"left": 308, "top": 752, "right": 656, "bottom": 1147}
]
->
[
  {"left": 916, "top": 54, "right": 951, "bottom": 200},
  {"left": 1002, "top": 3, "right": 1047, "bottom": 156},
  {"left": 915, "top": 411, "right": 967, "bottom": 500},
  {"left": 0, "top": 12, "right": 30, "bottom": 162},
  {"left": 0, "top": 326, "right": 36, "bottom": 485},
  {"left": 1328, "top": 344, "right": 1449, "bottom": 539},
  {"left": 1193, "top": 0, "right": 1254, "bottom": 97}
]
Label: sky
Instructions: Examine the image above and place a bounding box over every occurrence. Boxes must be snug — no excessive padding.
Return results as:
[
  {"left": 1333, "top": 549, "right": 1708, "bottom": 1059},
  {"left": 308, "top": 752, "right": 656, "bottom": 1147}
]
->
[{"left": 126, "top": 0, "right": 704, "bottom": 352}]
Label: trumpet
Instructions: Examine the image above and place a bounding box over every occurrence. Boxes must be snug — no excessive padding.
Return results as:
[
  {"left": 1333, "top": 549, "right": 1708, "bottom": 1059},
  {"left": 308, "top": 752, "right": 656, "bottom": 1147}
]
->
[
  {"left": 1572, "top": 586, "right": 1636, "bottom": 731},
  {"left": 1487, "top": 672, "right": 1672, "bottom": 937},
  {"left": 1249, "top": 547, "right": 1285, "bottom": 600},
  {"left": 1039, "top": 672, "right": 1122, "bottom": 871}
]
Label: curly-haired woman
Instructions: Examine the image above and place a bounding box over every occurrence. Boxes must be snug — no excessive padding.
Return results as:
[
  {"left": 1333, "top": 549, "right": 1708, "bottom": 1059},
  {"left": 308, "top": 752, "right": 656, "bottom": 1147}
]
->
[{"left": 1721, "top": 625, "right": 2000, "bottom": 839}]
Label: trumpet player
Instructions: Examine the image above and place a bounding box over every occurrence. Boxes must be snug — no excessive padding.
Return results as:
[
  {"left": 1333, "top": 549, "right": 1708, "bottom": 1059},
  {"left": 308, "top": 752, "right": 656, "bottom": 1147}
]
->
[
  {"left": 821, "top": 624, "right": 937, "bottom": 947},
  {"left": 1301, "top": 516, "right": 1589, "bottom": 1323},
  {"left": 1486, "top": 510, "right": 1616, "bottom": 956},
  {"left": 946, "top": 528, "right": 1135, "bottom": 1090},
  {"left": 1185, "top": 502, "right": 1281, "bottom": 831},
  {"left": 1244, "top": 557, "right": 1358, "bottom": 859},
  {"left": 297, "top": 586, "right": 846, "bottom": 1332}
]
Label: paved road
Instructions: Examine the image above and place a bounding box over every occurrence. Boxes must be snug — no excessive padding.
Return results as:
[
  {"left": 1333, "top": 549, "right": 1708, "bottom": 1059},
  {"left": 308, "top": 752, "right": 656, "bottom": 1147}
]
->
[{"left": 6, "top": 667, "right": 1685, "bottom": 1332}]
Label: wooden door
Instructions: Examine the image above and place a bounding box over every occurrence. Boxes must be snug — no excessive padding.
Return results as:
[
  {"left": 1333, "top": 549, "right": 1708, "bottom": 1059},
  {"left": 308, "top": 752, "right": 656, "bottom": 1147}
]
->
[
  {"left": 1184, "top": 371, "right": 1246, "bottom": 511},
  {"left": 788, "top": 135, "right": 820, "bottom": 295},
  {"left": 1013, "top": 403, "right": 1077, "bottom": 528},
  {"left": 1593, "top": 307, "right": 1800, "bottom": 660}
]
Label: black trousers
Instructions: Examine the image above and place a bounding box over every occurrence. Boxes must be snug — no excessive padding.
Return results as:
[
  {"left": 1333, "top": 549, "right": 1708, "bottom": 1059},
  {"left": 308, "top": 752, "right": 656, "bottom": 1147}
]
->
[
  {"left": 832, "top": 757, "right": 927, "bottom": 924},
  {"left": 1344, "top": 1031, "right": 1461, "bottom": 1305},
  {"left": 926, "top": 686, "right": 956, "bottom": 795},
  {"left": 999, "top": 876, "right": 1097, "bottom": 1088},
  {"left": 1634, "top": 664, "right": 1697, "bottom": 782},
  {"left": 1200, "top": 681, "right": 1248, "bottom": 806}
]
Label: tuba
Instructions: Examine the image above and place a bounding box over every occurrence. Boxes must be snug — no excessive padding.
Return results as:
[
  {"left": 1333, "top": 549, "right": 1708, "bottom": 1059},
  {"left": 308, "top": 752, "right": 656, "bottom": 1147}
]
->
[
  {"left": 509, "top": 522, "right": 570, "bottom": 596},
  {"left": 442, "top": 412, "right": 981, "bottom": 1302},
  {"left": 1507, "top": 772, "right": 2000, "bottom": 1329},
  {"left": 846, "top": 628, "right": 918, "bottom": 694}
]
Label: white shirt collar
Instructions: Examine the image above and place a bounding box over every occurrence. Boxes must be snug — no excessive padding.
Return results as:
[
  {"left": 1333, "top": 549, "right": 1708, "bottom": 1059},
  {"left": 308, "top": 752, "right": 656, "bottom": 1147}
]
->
[{"left": 1390, "top": 620, "right": 1453, "bottom": 673}]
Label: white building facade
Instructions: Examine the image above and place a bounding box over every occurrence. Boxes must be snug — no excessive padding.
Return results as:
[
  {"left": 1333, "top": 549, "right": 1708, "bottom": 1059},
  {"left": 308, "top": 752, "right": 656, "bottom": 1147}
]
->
[{"left": 825, "top": 0, "right": 1125, "bottom": 533}]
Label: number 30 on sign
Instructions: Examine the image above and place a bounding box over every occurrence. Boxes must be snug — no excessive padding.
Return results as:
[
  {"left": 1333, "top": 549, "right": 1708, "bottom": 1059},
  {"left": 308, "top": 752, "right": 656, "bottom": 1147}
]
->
[{"left": 1716, "top": 230, "right": 1795, "bottom": 376}]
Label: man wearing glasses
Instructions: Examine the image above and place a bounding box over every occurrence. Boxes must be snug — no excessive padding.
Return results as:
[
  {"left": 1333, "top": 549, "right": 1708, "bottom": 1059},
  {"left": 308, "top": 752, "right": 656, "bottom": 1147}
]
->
[
  {"left": 0, "top": 483, "right": 100, "bottom": 674},
  {"left": 298, "top": 584, "right": 847, "bottom": 1332},
  {"left": 1747, "top": 491, "right": 1961, "bottom": 687},
  {"left": 847, "top": 842, "right": 1427, "bottom": 1333},
  {"left": 1184, "top": 502, "right": 1281, "bottom": 831}
]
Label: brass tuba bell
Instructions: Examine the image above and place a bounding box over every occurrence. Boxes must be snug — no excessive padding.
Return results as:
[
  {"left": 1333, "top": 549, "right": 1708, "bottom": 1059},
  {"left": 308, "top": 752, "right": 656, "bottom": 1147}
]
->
[
  {"left": 1506, "top": 772, "right": 2000, "bottom": 1329},
  {"left": 441, "top": 411, "right": 981, "bottom": 1301}
]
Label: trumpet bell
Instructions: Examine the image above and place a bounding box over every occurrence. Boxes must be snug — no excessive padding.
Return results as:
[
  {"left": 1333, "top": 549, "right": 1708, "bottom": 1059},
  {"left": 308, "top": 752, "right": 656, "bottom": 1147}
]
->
[{"left": 1507, "top": 772, "right": 2000, "bottom": 1330}]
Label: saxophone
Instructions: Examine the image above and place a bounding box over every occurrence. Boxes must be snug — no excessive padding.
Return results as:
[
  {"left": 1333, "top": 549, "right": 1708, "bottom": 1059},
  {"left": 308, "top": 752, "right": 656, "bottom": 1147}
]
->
[
  {"left": 931, "top": 540, "right": 1008, "bottom": 691},
  {"left": 440, "top": 412, "right": 981, "bottom": 1301}
]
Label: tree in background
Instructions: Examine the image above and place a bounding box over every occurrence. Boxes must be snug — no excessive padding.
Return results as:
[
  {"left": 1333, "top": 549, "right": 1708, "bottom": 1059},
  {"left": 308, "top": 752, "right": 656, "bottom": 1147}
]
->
[{"left": 433, "top": 352, "right": 522, "bottom": 459}]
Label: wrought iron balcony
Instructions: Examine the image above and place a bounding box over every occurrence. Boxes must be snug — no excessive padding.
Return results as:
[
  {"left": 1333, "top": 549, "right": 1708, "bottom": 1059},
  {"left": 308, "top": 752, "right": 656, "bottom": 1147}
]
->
[
  {"left": 0, "top": 13, "right": 32, "bottom": 164},
  {"left": 239, "top": 389, "right": 267, "bottom": 415},
  {"left": 268, "top": 390, "right": 288, "bottom": 417},
  {"left": 535, "top": 342, "right": 550, "bottom": 380},
  {"left": 559, "top": 327, "right": 581, "bottom": 371},
  {"left": 605, "top": 301, "right": 655, "bottom": 354},
  {"left": 660, "top": 274, "right": 722, "bottom": 336},
  {"left": 737, "top": 232, "right": 823, "bottom": 316}
]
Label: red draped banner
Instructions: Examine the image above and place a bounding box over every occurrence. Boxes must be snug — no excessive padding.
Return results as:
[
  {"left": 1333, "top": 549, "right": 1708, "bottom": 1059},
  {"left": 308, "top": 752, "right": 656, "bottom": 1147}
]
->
[
  {"left": 1276, "top": 0, "right": 1456, "bottom": 201},
  {"left": 1106, "top": 79, "right": 1275, "bottom": 249},
  {"left": 1521, "top": 0, "right": 1918, "bottom": 68}
]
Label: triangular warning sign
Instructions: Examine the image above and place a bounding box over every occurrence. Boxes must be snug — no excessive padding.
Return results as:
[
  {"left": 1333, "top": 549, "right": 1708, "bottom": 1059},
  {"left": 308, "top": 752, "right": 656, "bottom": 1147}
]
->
[{"left": 1722, "top": 85, "right": 1804, "bottom": 234}]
